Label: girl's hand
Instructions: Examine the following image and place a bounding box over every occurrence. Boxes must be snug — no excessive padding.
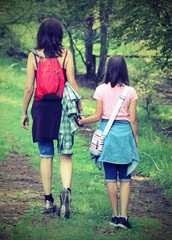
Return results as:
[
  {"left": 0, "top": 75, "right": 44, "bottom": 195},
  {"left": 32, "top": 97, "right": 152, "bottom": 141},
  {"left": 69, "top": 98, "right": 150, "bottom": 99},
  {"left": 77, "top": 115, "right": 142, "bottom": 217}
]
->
[
  {"left": 76, "top": 116, "right": 84, "bottom": 127},
  {"left": 21, "top": 115, "right": 29, "bottom": 129},
  {"left": 135, "top": 135, "right": 138, "bottom": 148}
]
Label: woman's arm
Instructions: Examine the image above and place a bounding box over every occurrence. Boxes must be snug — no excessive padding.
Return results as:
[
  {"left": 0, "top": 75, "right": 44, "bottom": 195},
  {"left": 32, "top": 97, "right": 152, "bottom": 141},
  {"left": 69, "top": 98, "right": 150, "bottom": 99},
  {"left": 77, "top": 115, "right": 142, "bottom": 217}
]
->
[
  {"left": 21, "top": 52, "right": 35, "bottom": 129},
  {"left": 65, "top": 50, "right": 83, "bottom": 112},
  {"left": 129, "top": 100, "right": 138, "bottom": 147},
  {"left": 78, "top": 99, "right": 103, "bottom": 125}
]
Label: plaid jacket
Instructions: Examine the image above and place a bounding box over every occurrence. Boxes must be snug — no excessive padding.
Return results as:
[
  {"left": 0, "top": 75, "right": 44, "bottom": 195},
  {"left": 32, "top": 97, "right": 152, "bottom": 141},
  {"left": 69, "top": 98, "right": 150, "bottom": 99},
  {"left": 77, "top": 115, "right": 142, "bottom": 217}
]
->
[{"left": 58, "top": 82, "right": 81, "bottom": 155}]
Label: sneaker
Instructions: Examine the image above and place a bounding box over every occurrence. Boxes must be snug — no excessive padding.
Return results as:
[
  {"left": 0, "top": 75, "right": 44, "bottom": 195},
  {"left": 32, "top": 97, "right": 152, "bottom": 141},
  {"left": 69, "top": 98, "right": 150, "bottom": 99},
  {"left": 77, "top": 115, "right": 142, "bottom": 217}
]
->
[
  {"left": 118, "top": 217, "right": 132, "bottom": 229},
  {"left": 44, "top": 200, "right": 57, "bottom": 214},
  {"left": 58, "top": 188, "right": 71, "bottom": 219},
  {"left": 109, "top": 216, "right": 120, "bottom": 227}
]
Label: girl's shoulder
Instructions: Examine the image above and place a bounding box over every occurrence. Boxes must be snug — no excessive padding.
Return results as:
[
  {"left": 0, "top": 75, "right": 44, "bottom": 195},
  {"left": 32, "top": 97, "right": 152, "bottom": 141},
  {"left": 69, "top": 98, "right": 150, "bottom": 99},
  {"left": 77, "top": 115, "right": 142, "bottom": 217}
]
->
[
  {"left": 95, "top": 83, "right": 107, "bottom": 93},
  {"left": 127, "top": 85, "right": 138, "bottom": 99},
  {"left": 128, "top": 85, "right": 137, "bottom": 93},
  {"left": 96, "top": 82, "right": 107, "bottom": 89}
]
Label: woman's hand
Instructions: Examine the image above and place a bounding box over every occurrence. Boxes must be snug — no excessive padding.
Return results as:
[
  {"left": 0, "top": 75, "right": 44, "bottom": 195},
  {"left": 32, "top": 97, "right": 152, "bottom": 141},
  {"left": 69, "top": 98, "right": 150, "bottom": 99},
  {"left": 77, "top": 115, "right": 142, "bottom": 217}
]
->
[{"left": 21, "top": 115, "right": 29, "bottom": 129}]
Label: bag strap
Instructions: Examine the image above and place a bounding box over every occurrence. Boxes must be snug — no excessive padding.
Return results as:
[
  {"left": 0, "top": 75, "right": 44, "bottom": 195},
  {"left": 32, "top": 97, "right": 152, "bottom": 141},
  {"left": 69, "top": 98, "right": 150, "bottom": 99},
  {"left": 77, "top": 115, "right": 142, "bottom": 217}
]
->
[
  {"left": 62, "top": 49, "right": 68, "bottom": 68},
  {"left": 30, "top": 49, "right": 40, "bottom": 69},
  {"left": 31, "top": 49, "right": 68, "bottom": 69},
  {"left": 103, "top": 86, "right": 129, "bottom": 136}
]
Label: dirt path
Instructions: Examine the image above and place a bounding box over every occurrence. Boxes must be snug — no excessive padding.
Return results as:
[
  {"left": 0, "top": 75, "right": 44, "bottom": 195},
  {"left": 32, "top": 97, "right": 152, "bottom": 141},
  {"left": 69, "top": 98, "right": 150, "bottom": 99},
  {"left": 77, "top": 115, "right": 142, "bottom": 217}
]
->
[
  {"left": 0, "top": 152, "right": 42, "bottom": 239},
  {"left": 0, "top": 151, "right": 172, "bottom": 239}
]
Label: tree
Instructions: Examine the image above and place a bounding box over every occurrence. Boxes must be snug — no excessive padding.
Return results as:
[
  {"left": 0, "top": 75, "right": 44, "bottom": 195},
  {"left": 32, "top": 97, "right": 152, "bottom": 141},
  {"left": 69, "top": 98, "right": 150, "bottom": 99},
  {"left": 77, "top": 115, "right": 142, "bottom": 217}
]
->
[
  {"left": 0, "top": 0, "right": 36, "bottom": 56},
  {"left": 55, "top": 0, "right": 114, "bottom": 81},
  {"left": 111, "top": 0, "right": 172, "bottom": 74},
  {"left": 56, "top": 0, "right": 98, "bottom": 79},
  {"left": 96, "top": 0, "right": 113, "bottom": 82},
  {"left": 1, "top": 0, "right": 171, "bottom": 84},
  {"left": 84, "top": 12, "right": 96, "bottom": 80},
  {"left": 0, "top": 0, "right": 115, "bottom": 81}
]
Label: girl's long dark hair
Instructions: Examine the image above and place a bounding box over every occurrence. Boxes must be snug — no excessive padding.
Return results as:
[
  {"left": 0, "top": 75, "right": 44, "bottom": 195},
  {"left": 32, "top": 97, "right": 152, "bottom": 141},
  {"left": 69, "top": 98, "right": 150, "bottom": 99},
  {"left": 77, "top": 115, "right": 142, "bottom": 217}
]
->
[
  {"left": 36, "top": 18, "right": 63, "bottom": 57},
  {"left": 103, "top": 55, "right": 130, "bottom": 87}
]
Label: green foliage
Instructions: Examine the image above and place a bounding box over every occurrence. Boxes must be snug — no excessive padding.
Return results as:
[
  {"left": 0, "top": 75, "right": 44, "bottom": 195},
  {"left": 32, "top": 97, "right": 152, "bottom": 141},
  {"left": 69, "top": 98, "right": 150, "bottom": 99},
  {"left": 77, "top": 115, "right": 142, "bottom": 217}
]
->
[
  {"left": 12, "top": 22, "right": 38, "bottom": 52},
  {"left": 135, "top": 107, "right": 172, "bottom": 198},
  {"left": 112, "top": 0, "right": 172, "bottom": 71},
  {"left": 130, "top": 60, "right": 160, "bottom": 116},
  {"left": 0, "top": 23, "right": 21, "bottom": 56},
  {"left": 0, "top": 0, "right": 38, "bottom": 56}
]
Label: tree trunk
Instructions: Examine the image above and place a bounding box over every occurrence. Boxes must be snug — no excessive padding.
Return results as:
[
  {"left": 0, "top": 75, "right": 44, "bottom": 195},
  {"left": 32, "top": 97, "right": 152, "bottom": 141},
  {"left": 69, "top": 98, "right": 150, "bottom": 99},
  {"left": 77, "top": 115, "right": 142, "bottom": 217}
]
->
[
  {"left": 96, "top": 23, "right": 108, "bottom": 82},
  {"left": 85, "top": 15, "right": 96, "bottom": 80},
  {"left": 96, "top": 0, "right": 112, "bottom": 83},
  {"left": 66, "top": 29, "right": 77, "bottom": 75}
]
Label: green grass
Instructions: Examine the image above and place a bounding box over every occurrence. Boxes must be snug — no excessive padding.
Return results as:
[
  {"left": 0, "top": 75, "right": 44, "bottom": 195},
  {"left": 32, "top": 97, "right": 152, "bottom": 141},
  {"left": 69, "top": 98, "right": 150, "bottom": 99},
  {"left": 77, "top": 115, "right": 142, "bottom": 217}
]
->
[
  {"left": 0, "top": 57, "right": 172, "bottom": 239},
  {"left": 8, "top": 214, "right": 167, "bottom": 240}
]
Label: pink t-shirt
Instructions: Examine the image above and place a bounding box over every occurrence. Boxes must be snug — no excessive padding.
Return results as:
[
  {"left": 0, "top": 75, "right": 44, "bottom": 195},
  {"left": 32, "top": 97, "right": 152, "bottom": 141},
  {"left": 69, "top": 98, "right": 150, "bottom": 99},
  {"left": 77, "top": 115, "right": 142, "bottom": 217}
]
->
[{"left": 93, "top": 83, "right": 138, "bottom": 121}]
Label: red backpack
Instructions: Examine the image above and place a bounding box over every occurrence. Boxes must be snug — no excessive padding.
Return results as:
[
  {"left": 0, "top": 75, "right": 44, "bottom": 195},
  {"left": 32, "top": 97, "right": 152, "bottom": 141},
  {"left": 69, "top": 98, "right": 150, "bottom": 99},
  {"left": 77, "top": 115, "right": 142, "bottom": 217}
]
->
[{"left": 31, "top": 49, "right": 67, "bottom": 100}]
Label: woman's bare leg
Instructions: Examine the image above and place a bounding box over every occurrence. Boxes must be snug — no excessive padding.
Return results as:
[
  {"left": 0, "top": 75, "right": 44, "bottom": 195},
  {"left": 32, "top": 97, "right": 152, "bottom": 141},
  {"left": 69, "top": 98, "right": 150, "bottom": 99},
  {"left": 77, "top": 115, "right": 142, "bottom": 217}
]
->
[
  {"left": 40, "top": 157, "right": 53, "bottom": 195},
  {"left": 60, "top": 155, "right": 73, "bottom": 189}
]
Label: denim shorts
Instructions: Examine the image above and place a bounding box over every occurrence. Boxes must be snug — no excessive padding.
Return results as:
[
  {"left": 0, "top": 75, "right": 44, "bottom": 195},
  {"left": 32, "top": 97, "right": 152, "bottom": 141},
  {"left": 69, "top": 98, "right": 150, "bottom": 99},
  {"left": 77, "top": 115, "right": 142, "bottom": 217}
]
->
[
  {"left": 103, "top": 162, "right": 132, "bottom": 182},
  {"left": 38, "top": 141, "right": 72, "bottom": 158},
  {"left": 38, "top": 141, "right": 55, "bottom": 158}
]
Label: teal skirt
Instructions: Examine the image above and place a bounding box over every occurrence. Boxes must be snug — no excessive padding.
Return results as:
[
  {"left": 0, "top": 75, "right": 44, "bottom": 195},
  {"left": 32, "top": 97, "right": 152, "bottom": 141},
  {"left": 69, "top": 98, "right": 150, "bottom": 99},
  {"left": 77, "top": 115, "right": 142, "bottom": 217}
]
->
[{"left": 91, "top": 120, "right": 139, "bottom": 175}]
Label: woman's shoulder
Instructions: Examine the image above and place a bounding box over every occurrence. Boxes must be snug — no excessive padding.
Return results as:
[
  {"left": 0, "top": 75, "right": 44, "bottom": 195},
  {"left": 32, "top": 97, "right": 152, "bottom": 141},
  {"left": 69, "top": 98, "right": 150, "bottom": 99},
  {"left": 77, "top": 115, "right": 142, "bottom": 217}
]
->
[
  {"left": 62, "top": 49, "right": 73, "bottom": 64},
  {"left": 28, "top": 51, "right": 36, "bottom": 62},
  {"left": 62, "top": 48, "right": 71, "bottom": 56}
]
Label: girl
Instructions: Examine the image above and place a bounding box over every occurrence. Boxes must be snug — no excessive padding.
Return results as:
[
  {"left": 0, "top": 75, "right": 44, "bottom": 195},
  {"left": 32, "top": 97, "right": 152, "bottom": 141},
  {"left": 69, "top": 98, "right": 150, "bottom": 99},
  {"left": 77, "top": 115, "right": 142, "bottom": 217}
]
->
[
  {"left": 21, "top": 18, "right": 83, "bottom": 218},
  {"left": 78, "top": 55, "right": 139, "bottom": 229}
]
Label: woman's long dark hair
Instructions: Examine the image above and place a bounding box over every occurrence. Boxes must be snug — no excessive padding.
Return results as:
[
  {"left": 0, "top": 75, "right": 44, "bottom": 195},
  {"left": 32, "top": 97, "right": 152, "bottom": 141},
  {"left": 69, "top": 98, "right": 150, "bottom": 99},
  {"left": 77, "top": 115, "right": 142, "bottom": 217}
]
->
[
  {"left": 36, "top": 18, "right": 63, "bottom": 57},
  {"left": 103, "top": 55, "right": 130, "bottom": 87}
]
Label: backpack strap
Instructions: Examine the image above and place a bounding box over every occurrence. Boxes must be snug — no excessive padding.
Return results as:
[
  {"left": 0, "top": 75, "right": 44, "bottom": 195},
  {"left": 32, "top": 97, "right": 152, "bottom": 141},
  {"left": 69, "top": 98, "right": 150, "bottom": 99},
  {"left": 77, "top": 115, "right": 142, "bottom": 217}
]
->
[
  {"left": 30, "top": 49, "right": 40, "bottom": 69},
  {"left": 62, "top": 50, "right": 68, "bottom": 69},
  {"left": 31, "top": 49, "right": 68, "bottom": 69},
  {"left": 31, "top": 49, "right": 38, "bottom": 55}
]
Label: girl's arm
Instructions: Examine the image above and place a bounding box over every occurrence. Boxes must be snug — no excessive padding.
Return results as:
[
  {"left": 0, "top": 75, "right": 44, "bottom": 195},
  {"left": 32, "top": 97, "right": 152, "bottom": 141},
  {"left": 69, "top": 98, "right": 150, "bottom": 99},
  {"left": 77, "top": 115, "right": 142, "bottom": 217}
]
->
[
  {"left": 129, "top": 100, "right": 138, "bottom": 147},
  {"left": 21, "top": 52, "right": 35, "bottom": 129},
  {"left": 78, "top": 99, "right": 103, "bottom": 125},
  {"left": 65, "top": 50, "right": 83, "bottom": 112}
]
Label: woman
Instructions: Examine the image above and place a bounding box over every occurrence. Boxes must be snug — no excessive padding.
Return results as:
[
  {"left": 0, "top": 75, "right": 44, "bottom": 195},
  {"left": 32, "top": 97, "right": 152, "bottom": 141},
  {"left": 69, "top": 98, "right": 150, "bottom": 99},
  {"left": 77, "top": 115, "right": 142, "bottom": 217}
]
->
[
  {"left": 21, "top": 18, "right": 83, "bottom": 219},
  {"left": 78, "top": 55, "right": 139, "bottom": 229}
]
